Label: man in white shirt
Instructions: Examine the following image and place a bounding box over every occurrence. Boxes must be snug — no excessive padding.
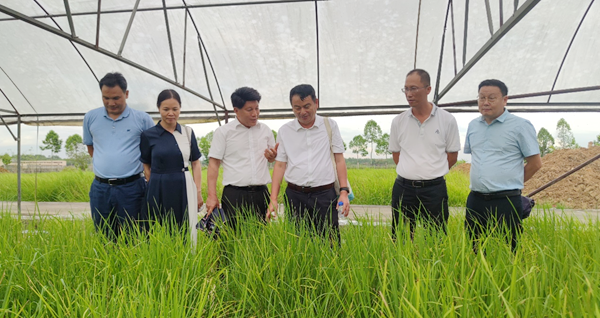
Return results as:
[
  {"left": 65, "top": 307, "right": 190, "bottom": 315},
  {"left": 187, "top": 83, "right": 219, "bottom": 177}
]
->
[
  {"left": 206, "top": 87, "right": 278, "bottom": 230},
  {"left": 388, "top": 69, "right": 461, "bottom": 240},
  {"left": 268, "top": 84, "right": 350, "bottom": 242}
]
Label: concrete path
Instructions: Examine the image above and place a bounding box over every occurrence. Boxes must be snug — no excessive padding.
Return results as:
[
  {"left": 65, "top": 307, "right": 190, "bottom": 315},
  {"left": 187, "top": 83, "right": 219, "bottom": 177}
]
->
[{"left": 3, "top": 201, "right": 599, "bottom": 223}]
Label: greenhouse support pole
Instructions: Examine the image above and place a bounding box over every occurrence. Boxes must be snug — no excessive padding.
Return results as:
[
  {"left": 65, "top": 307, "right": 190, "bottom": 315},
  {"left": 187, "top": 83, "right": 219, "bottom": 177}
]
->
[{"left": 17, "top": 115, "right": 21, "bottom": 216}]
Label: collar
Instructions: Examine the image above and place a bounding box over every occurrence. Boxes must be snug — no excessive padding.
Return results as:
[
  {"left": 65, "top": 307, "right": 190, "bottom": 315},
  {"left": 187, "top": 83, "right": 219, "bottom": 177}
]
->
[
  {"left": 409, "top": 102, "right": 437, "bottom": 119},
  {"left": 234, "top": 119, "right": 260, "bottom": 129},
  {"left": 156, "top": 120, "right": 182, "bottom": 135},
  {"left": 479, "top": 108, "right": 509, "bottom": 124},
  {"left": 104, "top": 105, "right": 131, "bottom": 121},
  {"left": 293, "top": 114, "right": 323, "bottom": 131}
]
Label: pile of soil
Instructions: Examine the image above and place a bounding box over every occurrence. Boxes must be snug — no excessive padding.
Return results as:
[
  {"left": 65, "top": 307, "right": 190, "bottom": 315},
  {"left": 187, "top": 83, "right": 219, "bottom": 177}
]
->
[
  {"left": 524, "top": 146, "right": 600, "bottom": 209},
  {"left": 451, "top": 146, "right": 600, "bottom": 209},
  {"left": 0, "top": 167, "right": 8, "bottom": 173}
]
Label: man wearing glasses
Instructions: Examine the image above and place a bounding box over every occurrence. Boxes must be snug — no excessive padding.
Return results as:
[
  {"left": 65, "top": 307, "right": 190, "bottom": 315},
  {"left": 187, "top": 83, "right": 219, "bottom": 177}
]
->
[
  {"left": 388, "top": 69, "right": 461, "bottom": 240},
  {"left": 464, "top": 79, "right": 541, "bottom": 253}
]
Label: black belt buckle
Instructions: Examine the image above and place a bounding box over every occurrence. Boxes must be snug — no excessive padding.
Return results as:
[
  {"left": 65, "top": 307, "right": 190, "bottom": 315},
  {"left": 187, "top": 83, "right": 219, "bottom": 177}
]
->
[
  {"left": 107, "top": 178, "right": 120, "bottom": 186},
  {"left": 411, "top": 180, "right": 424, "bottom": 188}
]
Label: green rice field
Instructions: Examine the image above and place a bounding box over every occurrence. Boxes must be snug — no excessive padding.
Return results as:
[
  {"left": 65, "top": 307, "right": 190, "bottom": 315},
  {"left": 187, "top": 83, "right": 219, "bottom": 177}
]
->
[
  {"left": 1, "top": 210, "right": 599, "bottom": 316},
  {"left": 0, "top": 169, "right": 470, "bottom": 206}
]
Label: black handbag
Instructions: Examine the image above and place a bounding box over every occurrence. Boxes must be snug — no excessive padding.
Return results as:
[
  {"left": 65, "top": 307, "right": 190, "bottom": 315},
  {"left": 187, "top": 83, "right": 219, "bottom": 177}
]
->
[
  {"left": 520, "top": 196, "right": 535, "bottom": 219},
  {"left": 196, "top": 207, "right": 227, "bottom": 238}
]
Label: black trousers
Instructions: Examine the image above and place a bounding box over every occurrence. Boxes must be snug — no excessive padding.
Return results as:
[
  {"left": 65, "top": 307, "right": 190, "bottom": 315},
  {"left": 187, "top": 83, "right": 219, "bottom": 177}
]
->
[
  {"left": 221, "top": 185, "right": 270, "bottom": 231},
  {"left": 391, "top": 177, "right": 449, "bottom": 240},
  {"left": 465, "top": 191, "right": 523, "bottom": 253},
  {"left": 284, "top": 186, "right": 340, "bottom": 243}
]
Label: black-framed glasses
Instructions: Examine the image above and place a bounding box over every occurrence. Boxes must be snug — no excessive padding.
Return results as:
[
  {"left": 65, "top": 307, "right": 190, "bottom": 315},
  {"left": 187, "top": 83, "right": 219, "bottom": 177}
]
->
[{"left": 477, "top": 96, "right": 499, "bottom": 103}]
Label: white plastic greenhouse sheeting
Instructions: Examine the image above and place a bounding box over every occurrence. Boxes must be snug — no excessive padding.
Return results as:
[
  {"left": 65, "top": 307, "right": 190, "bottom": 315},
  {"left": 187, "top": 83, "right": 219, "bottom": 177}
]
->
[{"left": 0, "top": 0, "right": 599, "bottom": 125}]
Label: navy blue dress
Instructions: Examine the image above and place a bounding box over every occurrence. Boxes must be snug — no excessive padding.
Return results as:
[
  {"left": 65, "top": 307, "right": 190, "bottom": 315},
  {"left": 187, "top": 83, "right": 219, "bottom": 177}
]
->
[{"left": 140, "top": 122, "right": 201, "bottom": 228}]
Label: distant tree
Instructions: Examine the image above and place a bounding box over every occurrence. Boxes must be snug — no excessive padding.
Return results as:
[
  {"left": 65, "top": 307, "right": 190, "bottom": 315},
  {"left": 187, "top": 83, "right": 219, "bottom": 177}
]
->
[
  {"left": 40, "top": 130, "right": 63, "bottom": 158},
  {"left": 537, "top": 127, "right": 555, "bottom": 157},
  {"left": 1, "top": 153, "right": 11, "bottom": 167},
  {"left": 343, "top": 141, "right": 347, "bottom": 151},
  {"left": 375, "top": 133, "right": 391, "bottom": 159},
  {"left": 272, "top": 130, "right": 278, "bottom": 141},
  {"left": 593, "top": 134, "right": 600, "bottom": 147},
  {"left": 65, "top": 134, "right": 89, "bottom": 170},
  {"left": 349, "top": 135, "right": 367, "bottom": 167},
  {"left": 555, "top": 118, "right": 578, "bottom": 149},
  {"left": 198, "top": 131, "right": 214, "bottom": 163},
  {"left": 363, "top": 120, "right": 382, "bottom": 163}
]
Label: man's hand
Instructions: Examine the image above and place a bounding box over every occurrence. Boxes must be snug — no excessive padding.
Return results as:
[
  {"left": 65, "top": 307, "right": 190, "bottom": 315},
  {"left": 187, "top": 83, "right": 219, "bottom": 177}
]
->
[
  {"left": 264, "top": 143, "right": 279, "bottom": 163},
  {"left": 337, "top": 192, "right": 350, "bottom": 217},
  {"left": 205, "top": 193, "right": 219, "bottom": 216},
  {"left": 197, "top": 191, "right": 204, "bottom": 211},
  {"left": 266, "top": 197, "right": 278, "bottom": 221}
]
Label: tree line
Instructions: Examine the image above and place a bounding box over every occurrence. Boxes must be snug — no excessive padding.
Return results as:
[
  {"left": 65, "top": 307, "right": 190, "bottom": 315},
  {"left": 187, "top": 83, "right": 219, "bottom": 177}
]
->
[{"left": 537, "top": 118, "right": 600, "bottom": 157}]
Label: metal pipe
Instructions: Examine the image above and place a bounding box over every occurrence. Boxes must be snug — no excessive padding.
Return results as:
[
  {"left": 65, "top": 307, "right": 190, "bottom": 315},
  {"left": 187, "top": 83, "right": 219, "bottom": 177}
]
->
[
  {"left": 198, "top": 36, "right": 220, "bottom": 126},
  {"left": 0, "top": 0, "right": 326, "bottom": 21},
  {"left": 450, "top": 0, "right": 457, "bottom": 76},
  {"left": 314, "top": 0, "right": 320, "bottom": 100},
  {"left": 414, "top": 0, "right": 423, "bottom": 69},
  {"left": 462, "top": 0, "right": 469, "bottom": 66},
  {"left": 162, "top": 0, "right": 179, "bottom": 82},
  {"left": 484, "top": 0, "right": 494, "bottom": 36},
  {"left": 526, "top": 153, "right": 600, "bottom": 197},
  {"left": 17, "top": 116, "right": 21, "bottom": 216},
  {"left": 436, "top": 0, "right": 541, "bottom": 102},
  {"left": 548, "top": 0, "right": 595, "bottom": 102},
  {"left": 0, "top": 4, "right": 224, "bottom": 108},
  {"left": 439, "top": 85, "right": 600, "bottom": 106},
  {"left": 499, "top": 0, "right": 504, "bottom": 26},
  {"left": 433, "top": 0, "right": 452, "bottom": 103},
  {"left": 182, "top": 10, "right": 188, "bottom": 87},
  {"left": 63, "top": 0, "right": 76, "bottom": 37},
  {"left": 95, "top": 0, "right": 101, "bottom": 48},
  {"left": 118, "top": 0, "right": 141, "bottom": 56}
]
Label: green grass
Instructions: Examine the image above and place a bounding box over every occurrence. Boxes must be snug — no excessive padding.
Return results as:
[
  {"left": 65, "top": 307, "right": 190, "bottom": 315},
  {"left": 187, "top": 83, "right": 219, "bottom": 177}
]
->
[
  {"left": 1, "top": 209, "right": 599, "bottom": 316},
  {"left": 0, "top": 169, "right": 469, "bottom": 206}
]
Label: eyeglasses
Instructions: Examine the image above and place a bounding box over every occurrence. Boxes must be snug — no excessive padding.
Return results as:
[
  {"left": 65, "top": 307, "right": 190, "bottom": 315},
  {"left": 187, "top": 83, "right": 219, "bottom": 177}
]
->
[
  {"left": 402, "top": 86, "right": 429, "bottom": 93},
  {"left": 477, "top": 96, "right": 499, "bottom": 103}
]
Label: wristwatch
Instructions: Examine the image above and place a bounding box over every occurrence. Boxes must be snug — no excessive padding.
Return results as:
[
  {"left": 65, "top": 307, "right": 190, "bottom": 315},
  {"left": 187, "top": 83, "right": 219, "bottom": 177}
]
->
[{"left": 339, "top": 187, "right": 350, "bottom": 193}]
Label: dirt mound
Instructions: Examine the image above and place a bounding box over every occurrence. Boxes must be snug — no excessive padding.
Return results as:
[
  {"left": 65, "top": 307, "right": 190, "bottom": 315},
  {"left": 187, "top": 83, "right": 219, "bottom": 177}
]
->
[
  {"left": 451, "top": 147, "right": 600, "bottom": 209},
  {"left": 524, "top": 146, "right": 600, "bottom": 209},
  {"left": 0, "top": 167, "right": 8, "bottom": 173},
  {"left": 452, "top": 163, "right": 471, "bottom": 174}
]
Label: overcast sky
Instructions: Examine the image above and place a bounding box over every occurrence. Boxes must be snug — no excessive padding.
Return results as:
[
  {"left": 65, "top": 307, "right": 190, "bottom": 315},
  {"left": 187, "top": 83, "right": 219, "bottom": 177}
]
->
[{"left": 1, "top": 111, "right": 598, "bottom": 163}]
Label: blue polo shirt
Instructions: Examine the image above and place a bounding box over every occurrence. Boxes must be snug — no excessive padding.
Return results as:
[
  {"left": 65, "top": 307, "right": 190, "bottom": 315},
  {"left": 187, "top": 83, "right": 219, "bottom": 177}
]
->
[
  {"left": 464, "top": 109, "right": 539, "bottom": 192},
  {"left": 83, "top": 106, "right": 154, "bottom": 178}
]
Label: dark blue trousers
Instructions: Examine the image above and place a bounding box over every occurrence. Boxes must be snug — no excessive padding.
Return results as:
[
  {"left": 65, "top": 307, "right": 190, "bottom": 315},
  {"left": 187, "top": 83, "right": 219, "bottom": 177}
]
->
[
  {"left": 89, "top": 178, "right": 146, "bottom": 240},
  {"left": 285, "top": 187, "right": 340, "bottom": 243}
]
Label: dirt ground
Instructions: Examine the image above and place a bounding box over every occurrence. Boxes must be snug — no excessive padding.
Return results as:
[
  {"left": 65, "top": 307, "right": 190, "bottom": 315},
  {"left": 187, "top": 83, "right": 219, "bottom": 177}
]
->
[
  {"left": 452, "top": 146, "right": 600, "bottom": 209},
  {"left": 0, "top": 167, "right": 8, "bottom": 173}
]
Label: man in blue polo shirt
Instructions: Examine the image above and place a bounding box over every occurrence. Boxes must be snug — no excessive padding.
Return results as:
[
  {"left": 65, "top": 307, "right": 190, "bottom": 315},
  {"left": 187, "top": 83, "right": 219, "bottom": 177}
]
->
[
  {"left": 83, "top": 72, "right": 154, "bottom": 239},
  {"left": 464, "top": 79, "right": 542, "bottom": 253}
]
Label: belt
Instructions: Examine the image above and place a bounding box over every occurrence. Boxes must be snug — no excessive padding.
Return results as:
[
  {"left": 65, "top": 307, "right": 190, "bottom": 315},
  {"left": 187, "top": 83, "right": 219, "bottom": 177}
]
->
[
  {"left": 396, "top": 176, "right": 444, "bottom": 188},
  {"left": 95, "top": 173, "right": 142, "bottom": 186},
  {"left": 287, "top": 182, "right": 334, "bottom": 193},
  {"left": 225, "top": 184, "right": 267, "bottom": 192},
  {"left": 471, "top": 189, "right": 521, "bottom": 201}
]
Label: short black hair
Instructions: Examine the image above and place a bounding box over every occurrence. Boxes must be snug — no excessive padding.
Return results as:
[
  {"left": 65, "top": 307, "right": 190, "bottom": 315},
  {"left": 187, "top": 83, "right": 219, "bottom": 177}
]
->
[
  {"left": 406, "top": 69, "right": 431, "bottom": 87},
  {"left": 156, "top": 89, "right": 181, "bottom": 108},
  {"left": 231, "top": 87, "right": 261, "bottom": 109},
  {"left": 289, "top": 84, "right": 317, "bottom": 104},
  {"left": 99, "top": 72, "right": 127, "bottom": 92},
  {"left": 479, "top": 79, "right": 508, "bottom": 96}
]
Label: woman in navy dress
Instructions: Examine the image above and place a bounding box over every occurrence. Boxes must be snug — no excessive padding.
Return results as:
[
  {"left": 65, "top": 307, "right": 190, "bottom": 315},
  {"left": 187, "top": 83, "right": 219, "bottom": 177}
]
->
[{"left": 140, "top": 89, "right": 203, "bottom": 240}]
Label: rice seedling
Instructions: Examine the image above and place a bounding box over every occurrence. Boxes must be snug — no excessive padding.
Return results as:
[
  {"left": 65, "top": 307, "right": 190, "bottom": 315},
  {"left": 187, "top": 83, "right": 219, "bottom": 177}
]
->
[{"left": 1, "top": 207, "right": 598, "bottom": 317}]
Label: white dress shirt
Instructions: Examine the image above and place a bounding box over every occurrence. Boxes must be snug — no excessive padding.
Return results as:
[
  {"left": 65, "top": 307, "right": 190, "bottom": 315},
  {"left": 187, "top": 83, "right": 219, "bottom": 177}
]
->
[
  {"left": 388, "top": 103, "right": 461, "bottom": 180},
  {"left": 275, "top": 115, "right": 345, "bottom": 187},
  {"left": 208, "top": 120, "right": 276, "bottom": 186}
]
